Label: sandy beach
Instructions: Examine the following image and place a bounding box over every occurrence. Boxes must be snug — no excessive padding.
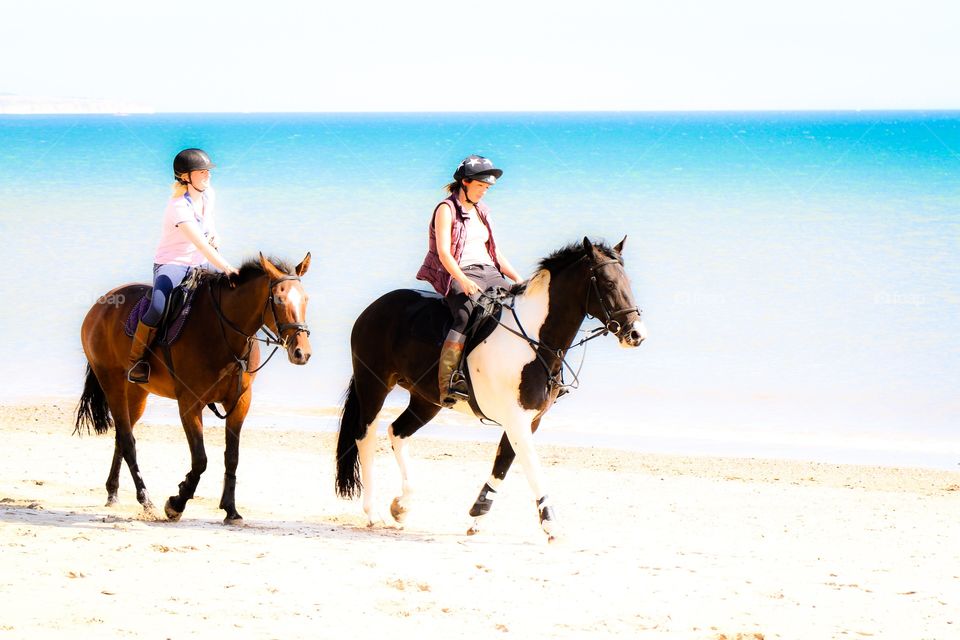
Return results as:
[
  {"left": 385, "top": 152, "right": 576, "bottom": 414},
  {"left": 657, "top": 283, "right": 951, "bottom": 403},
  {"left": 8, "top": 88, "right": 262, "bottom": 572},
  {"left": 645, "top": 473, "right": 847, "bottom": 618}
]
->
[{"left": 1, "top": 399, "right": 958, "bottom": 640}]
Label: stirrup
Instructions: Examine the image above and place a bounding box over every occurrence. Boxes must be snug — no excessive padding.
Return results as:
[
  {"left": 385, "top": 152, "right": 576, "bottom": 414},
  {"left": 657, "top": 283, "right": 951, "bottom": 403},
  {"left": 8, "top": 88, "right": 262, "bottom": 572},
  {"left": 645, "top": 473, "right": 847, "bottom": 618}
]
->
[
  {"left": 449, "top": 367, "right": 467, "bottom": 387},
  {"left": 442, "top": 389, "right": 469, "bottom": 407},
  {"left": 127, "top": 360, "right": 150, "bottom": 384},
  {"left": 442, "top": 374, "right": 469, "bottom": 406}
]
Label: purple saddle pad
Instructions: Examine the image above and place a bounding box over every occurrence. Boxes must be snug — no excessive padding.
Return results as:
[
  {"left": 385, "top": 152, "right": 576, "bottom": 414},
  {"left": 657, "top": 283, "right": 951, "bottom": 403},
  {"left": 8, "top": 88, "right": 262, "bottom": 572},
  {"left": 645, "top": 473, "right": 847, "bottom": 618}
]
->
[{"left": 124, "top": 288, "right": 196, "bottom": 346}]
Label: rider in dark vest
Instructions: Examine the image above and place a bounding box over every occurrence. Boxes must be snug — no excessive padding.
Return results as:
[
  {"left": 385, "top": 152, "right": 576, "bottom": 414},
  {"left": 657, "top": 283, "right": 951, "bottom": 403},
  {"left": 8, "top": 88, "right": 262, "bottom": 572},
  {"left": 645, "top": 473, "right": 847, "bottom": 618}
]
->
[
  {"left": 126, "top": 148, "right": 239, "bottom": 384},
  {"left": 416, "top": 155, "right": 523, "bottom": 406}
]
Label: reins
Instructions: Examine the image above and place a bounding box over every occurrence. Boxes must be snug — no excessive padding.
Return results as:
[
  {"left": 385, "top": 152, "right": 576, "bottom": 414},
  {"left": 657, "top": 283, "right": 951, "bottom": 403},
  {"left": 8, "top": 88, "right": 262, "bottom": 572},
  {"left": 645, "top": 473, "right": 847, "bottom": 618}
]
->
[
  {"left": 479, "top": 256, "right": 641, "bottom": 396},
  {"left": 162, "top": 272, "right": 310, "bottom": 420}
]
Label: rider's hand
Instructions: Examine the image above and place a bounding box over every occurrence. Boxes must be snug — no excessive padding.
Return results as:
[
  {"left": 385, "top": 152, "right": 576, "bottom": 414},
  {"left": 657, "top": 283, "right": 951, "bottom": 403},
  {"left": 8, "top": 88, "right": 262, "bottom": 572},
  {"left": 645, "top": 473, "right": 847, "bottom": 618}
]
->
[
  {"left": 459, "top": 277, "right": 480, "bottom": 297},
  {"left": 225, "top": 266, "right": 240, "bottom": 288}
]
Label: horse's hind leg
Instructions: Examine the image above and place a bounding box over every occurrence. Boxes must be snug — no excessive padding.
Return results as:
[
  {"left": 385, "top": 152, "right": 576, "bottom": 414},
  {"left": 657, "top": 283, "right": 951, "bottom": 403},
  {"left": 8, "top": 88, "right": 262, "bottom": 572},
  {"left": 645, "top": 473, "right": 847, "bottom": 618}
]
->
[
  {"left": 105, "top": 443, "right": 123, "bottom": 506},
  {"left": 105, "top": 388, "right": 148, "bottom": 506},
  {"left": 220, "top": 388, "right": 251, "bottom": 525},
  {"left": 388, "top": 394, "right": 441, "bottom": 523},
  {"left": 347, "top": 369, "right": 392, "bottom": 526},
  {"left": 101, "top": 374, "right": 153, "bottom": 510},
  {"left": 165, "top": 401, "right": 207, "bottom": 521}
]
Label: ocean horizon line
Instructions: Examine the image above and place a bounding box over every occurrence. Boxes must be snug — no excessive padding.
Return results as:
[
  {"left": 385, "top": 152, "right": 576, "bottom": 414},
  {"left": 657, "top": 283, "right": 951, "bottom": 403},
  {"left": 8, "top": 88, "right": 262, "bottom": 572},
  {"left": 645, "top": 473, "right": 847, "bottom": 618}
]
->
[{"left": 3, "top": 108, "right": 960, "bottom": 117}]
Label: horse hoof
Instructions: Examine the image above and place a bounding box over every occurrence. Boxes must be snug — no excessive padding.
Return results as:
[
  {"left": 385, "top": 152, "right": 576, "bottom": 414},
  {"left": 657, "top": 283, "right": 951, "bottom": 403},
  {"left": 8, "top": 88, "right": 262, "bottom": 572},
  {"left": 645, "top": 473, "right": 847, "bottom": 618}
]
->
[
  {"left": 163, "top": 499, "right": 182, "bottom": 522},
  {"left": 390, "top": 497, "right": 408, "bottom": 523},
  {"left": 105, "top": 496, "right": 118, "bottom": 507},
  {"left": 223, "top": 515, "right": 244, "bottom": 526}
]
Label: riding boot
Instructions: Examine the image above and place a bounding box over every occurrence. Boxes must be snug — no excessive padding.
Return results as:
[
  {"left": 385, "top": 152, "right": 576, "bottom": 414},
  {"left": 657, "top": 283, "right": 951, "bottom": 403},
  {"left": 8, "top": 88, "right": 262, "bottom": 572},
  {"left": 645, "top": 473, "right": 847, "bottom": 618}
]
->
[
  {"left": 127, "top": 320, "right": 158, "bottom": 384},
  {"left": 438, "top": 339, "right": 467, "bottom": 406}
]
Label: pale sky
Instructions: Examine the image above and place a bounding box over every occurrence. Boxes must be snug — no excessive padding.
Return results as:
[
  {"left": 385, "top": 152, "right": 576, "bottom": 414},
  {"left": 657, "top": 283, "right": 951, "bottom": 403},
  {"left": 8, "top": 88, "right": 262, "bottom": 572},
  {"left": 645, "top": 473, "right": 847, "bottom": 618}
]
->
[{"left": 2, "top": 0, "right": 957, "bottom": 112}]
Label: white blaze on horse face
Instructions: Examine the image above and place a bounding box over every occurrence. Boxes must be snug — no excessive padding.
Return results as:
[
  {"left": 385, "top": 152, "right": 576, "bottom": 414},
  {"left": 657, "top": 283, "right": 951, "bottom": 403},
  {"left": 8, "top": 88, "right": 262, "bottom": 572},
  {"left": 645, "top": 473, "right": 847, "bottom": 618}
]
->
[{"left": 285, "top": 286, "right": 303, "bottom": 323}]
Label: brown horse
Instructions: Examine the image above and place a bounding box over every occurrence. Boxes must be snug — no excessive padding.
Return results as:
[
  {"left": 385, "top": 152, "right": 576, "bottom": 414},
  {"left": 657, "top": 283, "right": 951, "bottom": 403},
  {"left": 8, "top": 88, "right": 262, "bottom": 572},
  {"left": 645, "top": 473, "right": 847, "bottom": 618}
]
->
[{"left": 75, "top": 253, "right": 311, "bottom": 523}]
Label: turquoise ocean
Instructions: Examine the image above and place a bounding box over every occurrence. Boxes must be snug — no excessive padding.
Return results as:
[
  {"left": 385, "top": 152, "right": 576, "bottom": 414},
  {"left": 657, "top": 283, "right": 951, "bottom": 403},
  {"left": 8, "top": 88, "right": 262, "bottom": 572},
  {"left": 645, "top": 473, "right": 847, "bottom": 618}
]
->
[{"left": 1, "top": 112, "right": 957, "bottom": 468}]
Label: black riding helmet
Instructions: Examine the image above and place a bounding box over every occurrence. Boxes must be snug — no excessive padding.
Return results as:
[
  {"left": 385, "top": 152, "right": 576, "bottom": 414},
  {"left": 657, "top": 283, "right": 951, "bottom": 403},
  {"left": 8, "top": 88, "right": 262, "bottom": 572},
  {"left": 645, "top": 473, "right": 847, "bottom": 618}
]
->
[
  {"left": 173, "top": 148, "right": 215, "bottom": 184},
  {"left": 454, "top": 155, "right": 503, "bottom": 185}
]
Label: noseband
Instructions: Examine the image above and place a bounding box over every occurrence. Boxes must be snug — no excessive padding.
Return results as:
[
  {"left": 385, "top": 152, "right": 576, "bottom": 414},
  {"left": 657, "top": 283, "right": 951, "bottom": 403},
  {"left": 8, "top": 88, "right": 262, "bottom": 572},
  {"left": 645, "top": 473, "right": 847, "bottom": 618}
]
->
[{"left": 586, "top": 259, "right": 641, "bottom": 336}]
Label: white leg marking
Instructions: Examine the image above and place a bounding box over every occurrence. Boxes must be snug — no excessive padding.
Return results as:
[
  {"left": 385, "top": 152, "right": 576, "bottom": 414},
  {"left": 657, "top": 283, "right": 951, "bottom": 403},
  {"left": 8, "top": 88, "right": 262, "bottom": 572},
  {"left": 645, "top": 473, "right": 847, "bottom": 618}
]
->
[
  {"left": 502, "top": 419, "right": 547, "bottom": 501},
  {"left": 388, "top": 424, "right": 413, "bottom": 522},
  {"left": 357, "top": 423, "right": 379, "bottom": 526}
]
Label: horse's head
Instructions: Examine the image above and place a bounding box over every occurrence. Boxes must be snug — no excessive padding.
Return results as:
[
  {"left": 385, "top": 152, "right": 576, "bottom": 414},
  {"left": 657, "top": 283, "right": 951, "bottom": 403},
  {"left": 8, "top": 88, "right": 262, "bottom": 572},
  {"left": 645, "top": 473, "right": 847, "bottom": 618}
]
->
[
  {"left": 259, "top": 252, "right": 312, "bottom": 365},
  {"left": 582, "top": 236, "right": 647, "bottom": 348}
]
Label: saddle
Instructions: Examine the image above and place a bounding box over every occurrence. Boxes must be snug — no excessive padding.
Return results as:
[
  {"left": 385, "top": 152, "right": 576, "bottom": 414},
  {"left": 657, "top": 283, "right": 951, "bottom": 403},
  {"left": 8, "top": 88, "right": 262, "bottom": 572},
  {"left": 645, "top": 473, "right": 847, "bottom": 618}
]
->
[
  {"left": 124, "top": 269, "right": 205, "bottom": 346},
  {"left": 405, "top": 286, "right": 513, "bottom": 420}
]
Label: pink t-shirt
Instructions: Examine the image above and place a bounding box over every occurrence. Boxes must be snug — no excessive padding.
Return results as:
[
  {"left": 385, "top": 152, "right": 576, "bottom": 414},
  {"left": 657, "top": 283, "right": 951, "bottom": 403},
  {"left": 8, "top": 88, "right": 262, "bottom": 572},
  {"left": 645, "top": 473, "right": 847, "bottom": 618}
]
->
[{"left": 154, "top": 188, "right": 217, "bottom": 266}]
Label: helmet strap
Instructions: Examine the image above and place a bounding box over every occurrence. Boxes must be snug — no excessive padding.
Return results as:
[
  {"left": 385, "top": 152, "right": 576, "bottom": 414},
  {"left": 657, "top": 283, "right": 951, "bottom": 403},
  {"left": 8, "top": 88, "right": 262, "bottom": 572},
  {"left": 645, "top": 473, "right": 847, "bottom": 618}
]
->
[
  {"left": 184, "top": 172, "right": 206, "bottom": 193},
  {"left": 461, "top": 180, "right": 478, "bottom": 205}
]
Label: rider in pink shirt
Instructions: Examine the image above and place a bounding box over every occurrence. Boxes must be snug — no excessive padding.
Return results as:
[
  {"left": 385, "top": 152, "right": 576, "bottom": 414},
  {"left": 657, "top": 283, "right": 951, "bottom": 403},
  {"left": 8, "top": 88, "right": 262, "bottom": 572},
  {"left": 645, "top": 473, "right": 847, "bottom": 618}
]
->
[
  {"left": 126, "top": 148, "right": 238, "bottom": 384},
  {"left": 155, "top": 186, "right": 219, "bottom": 266}
]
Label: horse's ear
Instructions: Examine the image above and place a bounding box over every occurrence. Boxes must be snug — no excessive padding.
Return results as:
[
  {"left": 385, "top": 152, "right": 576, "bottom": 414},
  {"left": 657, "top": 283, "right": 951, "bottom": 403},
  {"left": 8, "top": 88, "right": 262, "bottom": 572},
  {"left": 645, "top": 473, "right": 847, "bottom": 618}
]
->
[
  {"left": 259, "top": 252, "right": 282, "bottom": 278},
  {"left": 296, "top": 252, "right": 311, "bottom": 277},
  {"left": 582, "top": 236, "right": 594, "bottom": 253},
  {"left": 614, "top": 235, "right": 627, "bottom": 254}
]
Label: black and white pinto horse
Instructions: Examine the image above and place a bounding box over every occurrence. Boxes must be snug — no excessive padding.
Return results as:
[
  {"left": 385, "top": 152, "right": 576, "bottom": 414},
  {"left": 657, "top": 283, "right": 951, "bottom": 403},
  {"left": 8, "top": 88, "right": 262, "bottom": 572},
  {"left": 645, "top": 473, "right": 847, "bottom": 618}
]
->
[{"left": 335, "top": 237, "right": 646, "bottom": 541}]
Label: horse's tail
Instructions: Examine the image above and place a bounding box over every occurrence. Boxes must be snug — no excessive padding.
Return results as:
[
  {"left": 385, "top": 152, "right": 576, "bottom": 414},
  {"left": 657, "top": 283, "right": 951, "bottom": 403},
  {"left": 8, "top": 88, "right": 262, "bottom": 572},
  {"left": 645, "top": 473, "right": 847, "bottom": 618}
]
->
[
  {"left": 74, "top": 364, "right": 113, "bottom": 436},
  {"left": 335, "top": 376, "right": 363, "bottom": 499}
]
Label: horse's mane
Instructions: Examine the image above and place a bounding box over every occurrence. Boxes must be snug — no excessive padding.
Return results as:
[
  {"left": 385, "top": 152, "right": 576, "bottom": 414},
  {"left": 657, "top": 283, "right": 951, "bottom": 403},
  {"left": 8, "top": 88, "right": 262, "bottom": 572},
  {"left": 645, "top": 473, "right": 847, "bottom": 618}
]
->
[
  {"left": 217, "top": 256, "right": 295, "bottom": 286},
  {"left": 511, "top": 240, "right": 621, "bottom": 296},
  {"left": 536, "top": 240, "right": 621, "bottom": 274}
]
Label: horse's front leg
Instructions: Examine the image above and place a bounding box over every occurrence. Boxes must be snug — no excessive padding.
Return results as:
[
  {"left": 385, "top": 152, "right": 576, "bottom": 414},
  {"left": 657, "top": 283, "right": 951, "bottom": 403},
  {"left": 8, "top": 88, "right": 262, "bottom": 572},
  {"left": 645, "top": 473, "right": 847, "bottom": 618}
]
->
[
  {"left": 501, "top": 414, "right": 557, "bottom": 543},
  {"left": 220, "top": 388, "right": 251, "bottom": 525},
  {"left": 164, "top": 401, "right": 207, "bottom": 521},
  {"left": 468, "top": 416, "right": 543, "bottom": 535},
  {"left": 467, "top": 432, "right": 515, "bottom": 535}
]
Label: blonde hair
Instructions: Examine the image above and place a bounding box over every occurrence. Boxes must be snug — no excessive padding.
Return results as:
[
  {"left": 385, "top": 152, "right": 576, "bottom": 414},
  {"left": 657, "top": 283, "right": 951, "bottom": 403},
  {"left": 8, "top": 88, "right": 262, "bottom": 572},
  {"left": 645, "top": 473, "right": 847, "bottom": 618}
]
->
[{"left": 170, "top": 179, "right": 188, "bottom": 198}]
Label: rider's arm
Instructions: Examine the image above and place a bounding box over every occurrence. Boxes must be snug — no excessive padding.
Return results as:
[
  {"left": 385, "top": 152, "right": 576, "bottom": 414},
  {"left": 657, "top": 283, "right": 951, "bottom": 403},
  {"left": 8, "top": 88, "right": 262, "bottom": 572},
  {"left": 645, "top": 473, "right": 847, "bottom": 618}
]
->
[
  {"left": 495, "top": 248, "right": 522, "bottom": 283},
  {"left": 434, "top": 203, "right": 478, "bottom": 295},
  {"left": 176, "top": 221, "right": 236, "bottom": 274}
]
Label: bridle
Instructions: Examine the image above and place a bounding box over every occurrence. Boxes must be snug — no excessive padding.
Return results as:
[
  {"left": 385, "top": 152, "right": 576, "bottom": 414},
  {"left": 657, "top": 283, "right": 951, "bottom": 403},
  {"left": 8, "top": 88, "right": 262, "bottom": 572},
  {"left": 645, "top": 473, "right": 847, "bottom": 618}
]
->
[
  {"left": 212, "top": 274, "right": 310, "bottom": 356},
  {"left": 264, "top": 274, "right": 311, "bottom": 345},
  {"left": 204, "top": 272, "right": 311, "bottom": 418},
  {"left": 585, "top": 258, "right": 642, "bottom": 337},
  {"left": 479, "top": 254, "right": 642, "bottom": 402}
]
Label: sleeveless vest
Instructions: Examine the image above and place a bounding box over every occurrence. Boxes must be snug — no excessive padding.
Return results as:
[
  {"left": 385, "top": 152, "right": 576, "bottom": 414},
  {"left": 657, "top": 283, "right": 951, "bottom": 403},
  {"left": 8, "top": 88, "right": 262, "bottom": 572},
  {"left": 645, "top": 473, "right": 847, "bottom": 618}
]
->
[{"left": 416, "top": 192, "right": 501, "bottom": 295}]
